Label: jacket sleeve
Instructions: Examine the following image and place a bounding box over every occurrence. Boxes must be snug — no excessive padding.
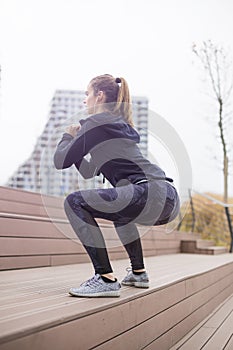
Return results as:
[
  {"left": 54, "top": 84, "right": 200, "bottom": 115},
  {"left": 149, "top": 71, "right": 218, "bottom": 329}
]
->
[
  {"left": 53, "top": 133, "right": 79, "bottom": 170},
  {"left": 74, "top": 157, "right": 100, "bottom": 179},
  {"left": 53, "top": 132, "right": 99, "bottom": 179},
  {"left": 53, "top": 124, "right": 105, "bottom": 173}
]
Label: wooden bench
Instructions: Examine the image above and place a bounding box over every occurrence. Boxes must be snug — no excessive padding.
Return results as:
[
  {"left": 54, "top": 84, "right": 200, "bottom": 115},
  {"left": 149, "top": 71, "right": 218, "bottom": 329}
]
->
[
  {"left": 1, "top": 254, "right": 233, "bottom": 349},
  {"left": 181, "top": 239, "right": 228, "bottom": 255},
  {"left": 1, "top": 186, "right": 233, "bottom": 349},
  {"left": 0, "top": 186, "right": 204, "bottom": 271},
  {"left": 171, "top": 287, "right": 233, "bottom": 349}
]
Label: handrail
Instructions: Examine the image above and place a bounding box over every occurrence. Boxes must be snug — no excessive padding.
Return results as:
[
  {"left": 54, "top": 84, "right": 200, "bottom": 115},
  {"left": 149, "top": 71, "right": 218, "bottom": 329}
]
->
[
  {"left": 189, "top": 189, "right": 233, "bottom": 253},
  {"left": 191, "top": 189, "right": 233, "bottom": 208}
]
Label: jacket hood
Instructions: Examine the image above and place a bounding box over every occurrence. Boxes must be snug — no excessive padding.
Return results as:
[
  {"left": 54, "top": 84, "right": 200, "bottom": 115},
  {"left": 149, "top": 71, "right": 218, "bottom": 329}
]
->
[{"left": 79, "top": 112, "right": 140, "bottom": 144}]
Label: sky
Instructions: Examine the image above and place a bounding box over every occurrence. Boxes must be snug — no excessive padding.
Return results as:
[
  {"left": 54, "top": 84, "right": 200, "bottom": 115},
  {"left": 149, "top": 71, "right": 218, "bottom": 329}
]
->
[{"left": 0, "top": 0, "right": 233, "bottom": 196}]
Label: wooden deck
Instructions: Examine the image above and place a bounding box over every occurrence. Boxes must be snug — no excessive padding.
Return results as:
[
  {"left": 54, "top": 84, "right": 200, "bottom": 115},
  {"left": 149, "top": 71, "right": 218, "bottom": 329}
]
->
[
  {"left": 1, "top": 186, "right": 232, "bottom": 349},
  {"left": 1, "top": 253, "right": 233, "bottom": 350},
  {"left": 0, "top": 186, "right": 227, "bottom": 271},
  {"left": 171, "top": 290, "right": 233, "bottom": 349}
]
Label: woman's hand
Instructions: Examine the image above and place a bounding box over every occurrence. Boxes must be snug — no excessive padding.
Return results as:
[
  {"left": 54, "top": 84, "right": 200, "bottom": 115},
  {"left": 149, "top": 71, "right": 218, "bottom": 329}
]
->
[{"left": 65, "top": 123, "right": 81, "bottom": 137}]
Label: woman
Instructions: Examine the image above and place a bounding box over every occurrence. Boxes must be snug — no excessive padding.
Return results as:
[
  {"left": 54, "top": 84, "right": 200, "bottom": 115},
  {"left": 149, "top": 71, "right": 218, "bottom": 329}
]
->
[{"left": 54, "top": 74, "right": 180, "bottom": 297}]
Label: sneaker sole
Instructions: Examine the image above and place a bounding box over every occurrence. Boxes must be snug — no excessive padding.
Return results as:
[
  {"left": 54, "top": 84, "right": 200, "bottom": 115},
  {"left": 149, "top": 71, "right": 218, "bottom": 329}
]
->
[
  {"left": 69, "top": 290, "right": 121, "bottom": 297},
  {"left": 122, "top": 281, "right": 149, "bottom": 288}
]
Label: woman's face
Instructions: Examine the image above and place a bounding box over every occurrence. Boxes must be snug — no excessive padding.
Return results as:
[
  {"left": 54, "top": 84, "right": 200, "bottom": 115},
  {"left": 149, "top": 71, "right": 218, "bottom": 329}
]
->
[
  {"left": 83, "top": 83, "right": 106, "bottom": 115},
  {"left": 83, "top": 84, "right": 96, "bottom": 115}
]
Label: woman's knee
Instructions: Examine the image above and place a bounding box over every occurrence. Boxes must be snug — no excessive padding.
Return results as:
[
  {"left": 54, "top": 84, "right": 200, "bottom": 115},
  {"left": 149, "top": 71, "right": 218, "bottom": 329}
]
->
[{"left": 64, "top": 192, "right": 82, "bottom": 212}]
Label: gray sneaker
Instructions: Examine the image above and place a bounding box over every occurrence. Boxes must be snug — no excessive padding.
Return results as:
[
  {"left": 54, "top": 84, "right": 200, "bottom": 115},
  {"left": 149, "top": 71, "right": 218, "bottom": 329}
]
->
[
  {"left": 121, "top": 268, "right": 149, "bottom": 288},
  {"left": 69, "top": 274, "right": 121, "bottom": 297}
]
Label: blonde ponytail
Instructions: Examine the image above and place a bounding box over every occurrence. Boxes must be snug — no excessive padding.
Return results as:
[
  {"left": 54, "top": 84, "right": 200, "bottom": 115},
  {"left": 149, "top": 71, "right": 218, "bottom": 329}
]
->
[
  {"left": 90, "top": 74, "right": 134, "bottom": 127},
  {"left": 113, "top": 77, "right": 134, "bottom": 127}
]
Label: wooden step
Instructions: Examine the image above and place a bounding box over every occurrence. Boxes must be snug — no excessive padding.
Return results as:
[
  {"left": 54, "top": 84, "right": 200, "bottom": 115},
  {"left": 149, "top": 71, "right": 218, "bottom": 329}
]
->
[
  {"left": 0, "top": 186, "right": 202, "bottom": 270},
  {"left": 1, "top": 254, "right": 233, "bottom": 350},
  {"left": 170, "top": 292, "right": 233, "bottom": 349},
  {"left": 181, "top": 240, "right": 228, "bottom": 255},
  {"left": 0, "top": 186, "right": 228, "bottom": 272}
]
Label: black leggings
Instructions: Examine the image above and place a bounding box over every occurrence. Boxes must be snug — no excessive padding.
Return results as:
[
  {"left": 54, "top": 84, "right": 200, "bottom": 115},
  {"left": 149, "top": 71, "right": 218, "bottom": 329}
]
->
[{"left": 64, "top": 181, "right": 179, "bottom": 275}]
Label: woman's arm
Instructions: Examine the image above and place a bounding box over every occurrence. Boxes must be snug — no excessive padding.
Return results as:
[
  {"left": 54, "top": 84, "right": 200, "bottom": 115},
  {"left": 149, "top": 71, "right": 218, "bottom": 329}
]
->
[
  {"left": 74, "top": 157, "right": 100, "bottom": 179},
  {"left": 53, "top": 122, "right": 105, "bottom": 172},
  {"left": 53, "top": 133, "right": 75, "bottom": 169},
  {"left": 54, "top": 123, "right": 85, "bottom": 169}
]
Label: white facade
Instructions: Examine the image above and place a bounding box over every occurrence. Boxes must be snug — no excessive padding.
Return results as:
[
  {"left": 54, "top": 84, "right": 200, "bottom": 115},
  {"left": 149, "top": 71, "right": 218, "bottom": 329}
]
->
[{"left": 7, "top": 90, "right": 149, "bottom": 196}]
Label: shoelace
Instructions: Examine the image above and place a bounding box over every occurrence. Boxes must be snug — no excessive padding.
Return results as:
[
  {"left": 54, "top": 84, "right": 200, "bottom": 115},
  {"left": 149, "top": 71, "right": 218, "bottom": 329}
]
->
[
  {"left": 80, "top": 274, "right": 99, "bottom": 287},
  {"left": 82, "top": 275, "right": 119, "bottom": 289},
  {"left": 125, "top": 267, "right": 146, "bottom": 275}
]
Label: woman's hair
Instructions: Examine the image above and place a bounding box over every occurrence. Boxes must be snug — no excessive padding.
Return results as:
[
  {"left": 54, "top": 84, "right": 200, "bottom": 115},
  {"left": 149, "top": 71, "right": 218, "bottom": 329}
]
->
[{"left": 89, "top": 74, "right": 134, "bottom": 127}]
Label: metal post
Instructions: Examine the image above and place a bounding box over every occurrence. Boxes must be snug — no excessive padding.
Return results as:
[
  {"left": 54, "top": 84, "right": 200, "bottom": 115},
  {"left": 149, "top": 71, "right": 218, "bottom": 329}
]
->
[
  {"left": 225, "top": 207, "right": 233, "bottom": 253},
  {"left": 176, "top": 211, "right": 183, "bottom": 231},
  {"left": 189, "top": 189, "right": 195, "bottom": 232}
]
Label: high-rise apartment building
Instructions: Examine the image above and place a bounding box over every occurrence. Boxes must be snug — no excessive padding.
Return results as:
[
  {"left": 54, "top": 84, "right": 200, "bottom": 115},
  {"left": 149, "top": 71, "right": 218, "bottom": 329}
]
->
[{"left": 7, "top": 90, "right": 149, "bottom": 196}]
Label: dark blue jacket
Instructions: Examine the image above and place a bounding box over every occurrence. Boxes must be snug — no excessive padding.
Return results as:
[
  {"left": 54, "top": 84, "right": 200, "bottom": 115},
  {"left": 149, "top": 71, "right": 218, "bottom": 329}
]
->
[{"left": 54, "top": 112, "right": 170, "bottom": 187}]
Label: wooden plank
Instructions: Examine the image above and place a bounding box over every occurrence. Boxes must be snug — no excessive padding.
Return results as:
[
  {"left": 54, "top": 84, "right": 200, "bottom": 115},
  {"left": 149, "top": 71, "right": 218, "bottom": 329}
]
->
[
  {"left": 0, "top": 200, "right": 66, "bottom": 219},
  {"left": 0, "top": 222, "right": 197, "bottom": 253},
  {"left": 50, "top": 254, "right": 90, "bottom": 266},
  {"left": 0, "top": 254, "right": 91, "bottom": 270},
  {"left": 202, "top": 311, "right": 233, "bottom": 349},
  {"left": 185, "top": 263, "right": 233, "bottom": 297},
  {"left": 142, "top": 239, "right": 180, "bottom": 250},
  {"left": 0, "top": 237, "right": 84, "bottom": 256},
  {"left": 143, "top": 331, "right": 172, "bottom": 350},
  {"left": 1, "top": 256, "right": 233, "bottom": 349},
  {"left": 159, "top": 284, "right": 233, "bottom": 350},
  {"left": 0, "top": 236, "right": 167, "bottom": 257},
  {"left": 3, "top": 281, "right": 232, "bottom": 350},
  {"left": 0, "top": 217, "right": 74, "bottom": 238},
  {"left": 0, "top": 281, "right": 186, "bottom": 350},
  {"left": 0, "top": 186, "right": 64, "bottom": 208},
  {"left": 1, "top": 256, "right": 232, "bottom": 346},
  {"left": 0, "top": 256, "right": 51, "bottom": 270},
  {"left": 92, "top": 281, "right": 233, "bottom": 350},
  {"left": 204, "top": 294, "right": 233, "bottom": 328},
  {"left": 172, "top": 327, "right": 214, "bottom": 349},
  {"left": 224, "top": 334, "right": 233, "bottom": 350},
  {"left": 169, "top": 289, "right": 233, "bottom": 349}
]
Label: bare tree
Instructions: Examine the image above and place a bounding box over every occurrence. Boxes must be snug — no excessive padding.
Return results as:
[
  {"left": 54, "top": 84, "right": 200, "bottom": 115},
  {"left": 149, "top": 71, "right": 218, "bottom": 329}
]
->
[{"left": 192, "top": 40, "right": 233, "bottom": 203}]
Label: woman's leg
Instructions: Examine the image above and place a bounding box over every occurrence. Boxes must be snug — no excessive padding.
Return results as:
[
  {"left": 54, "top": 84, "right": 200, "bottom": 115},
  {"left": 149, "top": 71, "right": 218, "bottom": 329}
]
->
[
  {"left": 64, "top": 183, "right": 148, "bottom": 275},
  {"left": 154, "top": 183, "right": 180, "bottom": 225},
  {"left": 64, "top": 192, "right": 113, "bottom": 275},
  {"left": 114, "top": 221, "right": 145, "bottom": 271}
]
